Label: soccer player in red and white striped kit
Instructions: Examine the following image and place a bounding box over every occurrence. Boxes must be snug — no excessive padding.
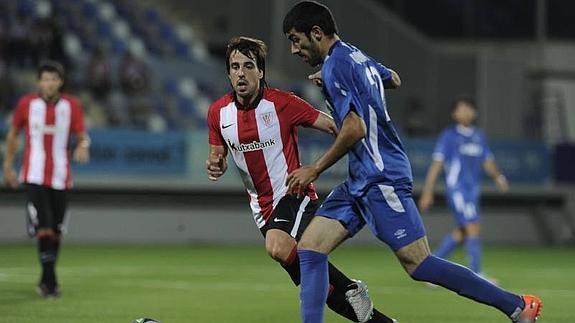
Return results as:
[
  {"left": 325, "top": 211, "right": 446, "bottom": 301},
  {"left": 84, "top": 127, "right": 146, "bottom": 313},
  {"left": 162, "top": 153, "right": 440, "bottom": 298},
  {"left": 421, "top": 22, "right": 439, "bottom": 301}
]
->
[
  {"left": 206, "top": 36, "right": 396, "bottom": 323},
  {"left": 3, "top": 61, "right": 90, "bottom": 298}
]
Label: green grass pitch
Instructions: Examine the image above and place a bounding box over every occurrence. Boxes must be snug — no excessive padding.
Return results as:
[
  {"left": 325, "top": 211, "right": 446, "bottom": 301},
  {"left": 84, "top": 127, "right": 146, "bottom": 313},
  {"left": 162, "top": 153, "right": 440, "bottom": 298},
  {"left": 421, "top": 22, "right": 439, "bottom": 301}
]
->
[{"left": 0, "top": 244, "right": 573, "bottom": 322}]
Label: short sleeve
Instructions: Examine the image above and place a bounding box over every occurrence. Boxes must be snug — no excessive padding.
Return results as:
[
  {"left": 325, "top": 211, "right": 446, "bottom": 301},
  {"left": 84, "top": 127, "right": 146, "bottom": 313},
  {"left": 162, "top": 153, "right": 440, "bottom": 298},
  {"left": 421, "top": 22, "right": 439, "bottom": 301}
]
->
[
  {"left": 322, "top": 59, "right": 356, "bottom": 122},
  {"left": 375, "top": 62, "right": 392, "bottom": 82},
  {"left": 70, "top": 98, "right": 86, "bottom": 133},
  {"left": 285, "top": 94, "right": 320, "bottom": 127},
  {"left": 11, "top": 97, "right": 28, "bottom": 129},
  {"left": 480, "top": 130, "right": 494, "bottom": 161},
  {"left": 207, "top": 103, "right": 224, "bottom": 146},
  {"left": 432, "top": 130, "right": 450, "bottom": 161}
]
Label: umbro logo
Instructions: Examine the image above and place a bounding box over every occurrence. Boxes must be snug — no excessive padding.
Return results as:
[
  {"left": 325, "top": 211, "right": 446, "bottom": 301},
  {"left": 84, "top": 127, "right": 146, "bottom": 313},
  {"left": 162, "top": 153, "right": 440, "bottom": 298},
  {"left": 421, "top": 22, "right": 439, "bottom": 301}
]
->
[
  {"left": 222, "top": 123, "right": 235, "bottom": 129},
  {"left": 273, "top": 218, "right": 290, "bottom": 223},
  {"left": 394, "top": 228, "right": 407, "bottom": 239}
]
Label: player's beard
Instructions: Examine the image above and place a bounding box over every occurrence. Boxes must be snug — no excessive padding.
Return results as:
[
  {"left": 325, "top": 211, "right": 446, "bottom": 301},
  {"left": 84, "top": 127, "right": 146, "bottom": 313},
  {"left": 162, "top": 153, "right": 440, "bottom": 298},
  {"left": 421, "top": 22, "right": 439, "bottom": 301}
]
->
[{"left": 306, "top": 45, "right": 323, "bottom": 67}]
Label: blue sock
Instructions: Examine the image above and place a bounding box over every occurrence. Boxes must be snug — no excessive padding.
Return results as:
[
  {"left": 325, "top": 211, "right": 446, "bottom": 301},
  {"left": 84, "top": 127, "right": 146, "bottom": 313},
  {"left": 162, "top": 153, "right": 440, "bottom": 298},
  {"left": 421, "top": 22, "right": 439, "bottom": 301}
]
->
[
  {"left": 465, "top": 236, "right": 481, "bottom": 273},
  {"left": 434, "top": 234, "right": 458, "bottom": 259},
  {"left": 412, "top": 255, "right": 523, "bottom": 317},
  {"left": 298, "top": 249, "right": 329, "bottom": 323}
]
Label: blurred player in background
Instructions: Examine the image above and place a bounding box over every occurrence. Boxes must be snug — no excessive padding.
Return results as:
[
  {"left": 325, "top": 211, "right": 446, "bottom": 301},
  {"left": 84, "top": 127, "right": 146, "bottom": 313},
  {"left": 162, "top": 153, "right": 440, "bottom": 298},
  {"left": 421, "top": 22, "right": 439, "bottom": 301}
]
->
[
  {"left": 419, "top": 98, "right": 508, "bottom": 278},
  {"left": 2, "top": 61, "right": 90, "bottom": 298},
  {"left": 206, "top": 36, "right": 396, "bottom": 323},
  {"left": 282, "top": 2, "right": 542, "bottom": 323}
]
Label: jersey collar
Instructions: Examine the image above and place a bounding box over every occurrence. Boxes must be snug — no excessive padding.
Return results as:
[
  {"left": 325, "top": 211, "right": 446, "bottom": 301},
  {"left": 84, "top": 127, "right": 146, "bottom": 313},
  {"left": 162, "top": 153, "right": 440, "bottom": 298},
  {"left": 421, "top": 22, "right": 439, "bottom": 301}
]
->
[
  {"left": 456, "top": 125, "right": 475, "bottom": 136},
  {"left": 324, "top": 40, "right": 342, "bottom": 63},
  {"left": 233, "top": 86, "right": 264, "bottom": 110}
]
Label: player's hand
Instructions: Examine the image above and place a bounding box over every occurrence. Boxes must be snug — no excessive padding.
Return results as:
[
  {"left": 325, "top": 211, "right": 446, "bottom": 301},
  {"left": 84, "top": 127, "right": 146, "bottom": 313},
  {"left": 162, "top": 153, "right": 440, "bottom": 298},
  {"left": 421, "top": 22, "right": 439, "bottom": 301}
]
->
[
  {"left": 418, "top": 190, "right": 434, "bottom": 213},
  {"left": 286, "top": 165, "right": 318, "bottom": 196},
  {"left": 3, "top": 166, "right": 18, "bottom": 189},
  {"left": 206, "top": 154, "right": 227, "bottom": 181},
  {"left": 73, "top": 146, "right": 90, "bottom": 164},
  {"left": 495, "top": 174, "right": 509, "bottom": 192},
  {"left": 308, "top": 71, "right": 322, "bottom": 87}
]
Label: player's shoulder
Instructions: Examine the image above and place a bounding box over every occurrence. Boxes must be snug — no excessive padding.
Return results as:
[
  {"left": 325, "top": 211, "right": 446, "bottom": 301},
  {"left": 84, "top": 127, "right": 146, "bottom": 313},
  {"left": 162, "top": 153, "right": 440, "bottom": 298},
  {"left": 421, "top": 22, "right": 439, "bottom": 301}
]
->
[
  {"left": 323, "top": 43, "right": 358, "bottom": 80},
  {"left": 263, "top": 87, "right": 297, "bottom": 103},
  {"left": 474, "top": 127, "right": 487, "bottom": 137},
  {"left": 439, "top": 126, "right": 457, "bottom": 138},
  {"left": 61, "top": 93, "right": 82, "bottom": 106},
  {"left": 18, "top": 93, "right": 40, "bottom": 105},
  {"left": 209, "top": 92, "right": 234, "bottom": 112}
]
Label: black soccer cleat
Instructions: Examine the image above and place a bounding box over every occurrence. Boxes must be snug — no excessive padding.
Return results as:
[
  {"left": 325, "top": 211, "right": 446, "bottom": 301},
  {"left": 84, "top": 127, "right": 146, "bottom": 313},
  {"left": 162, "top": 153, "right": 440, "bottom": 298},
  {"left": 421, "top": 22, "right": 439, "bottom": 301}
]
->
[{"left": 36, "top": 282, "right": 61, "bottom": 299}]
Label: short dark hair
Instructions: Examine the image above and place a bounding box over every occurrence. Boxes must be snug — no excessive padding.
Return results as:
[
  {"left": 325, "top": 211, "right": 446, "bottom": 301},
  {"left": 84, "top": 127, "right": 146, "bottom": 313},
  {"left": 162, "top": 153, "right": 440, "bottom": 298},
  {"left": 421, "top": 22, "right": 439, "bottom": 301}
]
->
[
  {"left": 451, "top": 96, "right": 477, "bottom": 112},
  {"left": 282, "top": 1, "right": 338, "bottom": 37},
  {"left": 37, "top": 60, "right": 65, "bottom": 80},
  {"left": 225, "top": 37, "right": 267, "bottom": 80}
]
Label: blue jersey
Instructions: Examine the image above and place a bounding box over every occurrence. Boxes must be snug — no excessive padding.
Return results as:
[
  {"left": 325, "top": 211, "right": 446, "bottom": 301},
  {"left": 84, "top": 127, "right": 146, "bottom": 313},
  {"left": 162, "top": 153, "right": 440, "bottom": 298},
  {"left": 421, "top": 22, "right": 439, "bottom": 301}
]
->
[
  {"left": 433, "top": 125, "right": 493, "bottom": 196},
  {"left": 321, "top": 41, "right": 412, "bottom": 196}
]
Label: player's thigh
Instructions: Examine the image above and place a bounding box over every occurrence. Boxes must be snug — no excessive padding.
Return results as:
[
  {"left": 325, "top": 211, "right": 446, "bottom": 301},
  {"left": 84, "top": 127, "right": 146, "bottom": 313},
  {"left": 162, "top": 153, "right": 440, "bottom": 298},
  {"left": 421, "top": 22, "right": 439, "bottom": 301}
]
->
[
  {"left": 359, "top": 184, "right": 426, "bottom": 251},
  {"left": 299, "top": 183, "right": 358, "bottom": 254},
  {"left": 26, "top": 184, "right": 55, "bottom": 230},
  {"left": 261, "top": 194, "right": 317, "bottom": 240},
  {"left": 298, "top": 216, "right": 348, "bottom": 254}
]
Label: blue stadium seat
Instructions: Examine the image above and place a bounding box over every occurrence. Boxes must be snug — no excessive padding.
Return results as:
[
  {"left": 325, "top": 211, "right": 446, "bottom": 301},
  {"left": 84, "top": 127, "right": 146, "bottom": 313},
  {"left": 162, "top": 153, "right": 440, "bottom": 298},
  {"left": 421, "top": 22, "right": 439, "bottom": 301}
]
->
[
  {"left": 81, "top": 1, "right": 97, "bottom": 19},
  {"left": 163, "top": 79, "right": 179, "bottom": 96}
]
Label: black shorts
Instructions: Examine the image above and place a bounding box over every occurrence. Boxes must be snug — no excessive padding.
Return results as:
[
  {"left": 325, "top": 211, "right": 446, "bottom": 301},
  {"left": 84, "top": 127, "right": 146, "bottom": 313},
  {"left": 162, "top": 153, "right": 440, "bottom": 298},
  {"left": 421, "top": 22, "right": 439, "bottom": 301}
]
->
[
  {"left": 260, "top": 194, "right": 318, "bottom": 241},
  {"left": 25, "top": 184, "right": 68, "bottom": 236}
]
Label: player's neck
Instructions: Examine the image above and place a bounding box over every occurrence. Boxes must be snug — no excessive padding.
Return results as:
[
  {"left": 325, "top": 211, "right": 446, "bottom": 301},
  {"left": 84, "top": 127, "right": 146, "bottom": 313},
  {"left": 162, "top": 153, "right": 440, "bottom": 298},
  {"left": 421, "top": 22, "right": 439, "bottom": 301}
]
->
[
  {"left": 320, "top": 35, "right": 340, "bottom": 61},
  {"left": 456, "top": 124, "right": 475, "bottom": 135},
  {"left": 41, "top": 93, "right": 61, "bottom": 104},
  {"left": 235, "top": 87, "right": 264, "bottom": 109}
]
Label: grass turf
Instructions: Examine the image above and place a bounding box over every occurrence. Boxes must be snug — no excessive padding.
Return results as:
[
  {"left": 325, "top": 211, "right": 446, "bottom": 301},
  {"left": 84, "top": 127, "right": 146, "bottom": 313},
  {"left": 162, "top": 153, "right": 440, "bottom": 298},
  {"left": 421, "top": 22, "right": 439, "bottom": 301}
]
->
[{"left": 0, "top": 244, "right": 573, "bottom": 322}]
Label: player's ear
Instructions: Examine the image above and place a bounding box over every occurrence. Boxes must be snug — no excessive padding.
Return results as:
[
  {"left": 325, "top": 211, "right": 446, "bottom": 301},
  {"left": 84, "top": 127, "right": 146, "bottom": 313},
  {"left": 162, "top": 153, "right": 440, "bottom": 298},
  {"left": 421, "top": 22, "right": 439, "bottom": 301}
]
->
[{"left": 310, "top": 26, "right": 322, "bottom": 41}]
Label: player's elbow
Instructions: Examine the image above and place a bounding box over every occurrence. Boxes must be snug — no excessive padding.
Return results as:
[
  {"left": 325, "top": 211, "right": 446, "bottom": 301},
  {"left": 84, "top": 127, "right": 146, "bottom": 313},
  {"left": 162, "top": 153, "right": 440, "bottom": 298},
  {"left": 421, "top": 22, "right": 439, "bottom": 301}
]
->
[{"left": 390, "top": 71, "right": 401, "bottom": 88}]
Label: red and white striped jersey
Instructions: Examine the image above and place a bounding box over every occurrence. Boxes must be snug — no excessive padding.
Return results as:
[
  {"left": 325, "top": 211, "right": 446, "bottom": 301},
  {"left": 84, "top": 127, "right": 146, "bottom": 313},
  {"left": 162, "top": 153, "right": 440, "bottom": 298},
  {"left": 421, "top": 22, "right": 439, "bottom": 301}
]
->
[
  {"left": 208, "top": 88, "right": 320, "bottom": 228},
  {"left": 11, "top": 93, "right": 86, "bottom": 190}
]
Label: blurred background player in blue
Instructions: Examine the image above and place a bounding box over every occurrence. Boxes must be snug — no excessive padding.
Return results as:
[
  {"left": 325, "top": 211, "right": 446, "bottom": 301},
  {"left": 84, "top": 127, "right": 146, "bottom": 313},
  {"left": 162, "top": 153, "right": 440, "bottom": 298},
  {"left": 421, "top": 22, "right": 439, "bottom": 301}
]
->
[
  {"left": 419, "top": 97, "right": 509, "bottom": 278},
  {"left": 282, "top": 2, "right": 542, "bottom": 323},
  {"left": 206, "top": 36, "right": 395, "bottom": 323}
]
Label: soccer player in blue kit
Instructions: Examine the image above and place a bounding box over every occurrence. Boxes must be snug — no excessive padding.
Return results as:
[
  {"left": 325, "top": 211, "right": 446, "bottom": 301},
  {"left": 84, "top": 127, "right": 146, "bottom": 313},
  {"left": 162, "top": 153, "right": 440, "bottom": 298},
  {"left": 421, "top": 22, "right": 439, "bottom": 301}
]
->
[
  {"left": 282, "top": 2, "right": 542, "bottom": 322},
  {"left": 419, "top": 98, "right": 509, "bottom": 277}
]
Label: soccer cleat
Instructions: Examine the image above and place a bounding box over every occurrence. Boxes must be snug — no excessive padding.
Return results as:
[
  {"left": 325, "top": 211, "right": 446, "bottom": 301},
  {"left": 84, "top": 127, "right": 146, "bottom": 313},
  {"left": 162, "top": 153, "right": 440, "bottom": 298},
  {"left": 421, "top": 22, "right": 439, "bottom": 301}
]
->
[
  {"left": 514, "top": 295, "right": 542, "bottom": 323},
  {"left": 345, "top": 279, "right": 374, "bottom": 323},
  {"left": 36, "top": 283, "right": 61, "bottom": 299}
]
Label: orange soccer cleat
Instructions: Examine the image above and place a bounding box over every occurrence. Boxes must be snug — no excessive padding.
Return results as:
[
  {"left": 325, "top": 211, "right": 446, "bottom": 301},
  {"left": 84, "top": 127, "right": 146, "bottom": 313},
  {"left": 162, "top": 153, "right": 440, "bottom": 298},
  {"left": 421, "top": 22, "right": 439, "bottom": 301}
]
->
[{"left": 515, "top": 295, "right": 542, "bottom": 323}]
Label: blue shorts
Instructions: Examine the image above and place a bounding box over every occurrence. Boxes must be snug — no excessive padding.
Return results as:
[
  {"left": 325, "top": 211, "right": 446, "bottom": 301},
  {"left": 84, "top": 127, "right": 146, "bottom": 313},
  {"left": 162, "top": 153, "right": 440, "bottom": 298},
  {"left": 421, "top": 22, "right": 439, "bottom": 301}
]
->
[
  {"left": 316, "top": 182, "right": 426, "bottom": 251},
  {"left": 446, "top": 190, "right": 480, "bottom": 227}
]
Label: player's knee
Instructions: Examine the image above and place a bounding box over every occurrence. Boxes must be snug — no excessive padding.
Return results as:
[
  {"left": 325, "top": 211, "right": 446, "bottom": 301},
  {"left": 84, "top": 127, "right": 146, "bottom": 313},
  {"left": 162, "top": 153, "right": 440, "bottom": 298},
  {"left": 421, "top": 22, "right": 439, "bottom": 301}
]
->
[
  {"left": 36, "top": 228, "right": 57, "bottom": 240},
  {"left": 266, "top": 243, "right": 290, "bottom": 263},
  {"left": 452, "top": 229, "right": 464, "bottom": 243},
  {"left": 297, "top": 235, "right": 320, "bottom": 252}
]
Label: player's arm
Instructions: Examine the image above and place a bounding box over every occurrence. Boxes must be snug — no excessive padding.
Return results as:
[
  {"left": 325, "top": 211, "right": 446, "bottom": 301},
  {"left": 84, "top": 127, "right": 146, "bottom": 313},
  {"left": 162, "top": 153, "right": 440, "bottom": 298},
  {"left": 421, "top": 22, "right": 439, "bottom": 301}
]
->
[
  {"left": 206, "top": 144, "right": 228, "bottom": 181},
  {"left": 483, "top": 159, "right": 508, "bottom": 192},
  {"left": 418, "top": 159, "right": 444, "bottom": 213},
  {"left": 383, "top": 68, "right": 401, "bottom": 89},
  {"left": 73, "top": 132, "right": 90, "bottom": 164},
  {"left": 310, "top": 111, "right": 338, "bottom": 136},
  {"left": 286, "top": 109, "right": 365, "bottom": 194},
  {"left": 3, "top": 125, "right": 20, "bottom": 189}
]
